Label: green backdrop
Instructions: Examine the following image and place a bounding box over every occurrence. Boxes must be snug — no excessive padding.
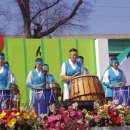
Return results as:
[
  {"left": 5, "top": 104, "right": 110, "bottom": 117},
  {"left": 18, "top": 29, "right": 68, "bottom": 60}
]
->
[{"left": 3, "top": 38, "right": 97, "bottom": 103}]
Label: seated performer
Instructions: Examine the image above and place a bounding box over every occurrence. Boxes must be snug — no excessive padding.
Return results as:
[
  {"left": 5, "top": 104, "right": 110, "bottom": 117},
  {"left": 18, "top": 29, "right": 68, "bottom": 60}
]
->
[
  {"left": 60, "top": 48, "right": 87, "bottom": 101},
  {"left": 0, "top": 53, "right": 16, "bottom": 109},
  {"left": 102, "top": 57, "right": 126, "bottom": 102},
  {"left": 76, "top": 56, "right": 89, "bottom": 74},
  {"left": 26, "top": 58, "right": 45, "bottom": 105}
]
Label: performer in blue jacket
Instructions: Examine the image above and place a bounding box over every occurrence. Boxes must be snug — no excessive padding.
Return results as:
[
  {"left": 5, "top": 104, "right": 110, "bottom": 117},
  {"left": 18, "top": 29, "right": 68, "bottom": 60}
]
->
[
  {"left": 0, "top": 52, "right": 16, "bottom": 109},
  {"left": 26, "top": 58, "right": 45, "bottom": 105},
  {"left": 26, "top": 58, "right": 57, "bottom": 115},
  {"left": 42, "top": 64, "right": 56, "bottom": 87},
  {"left": 60, "top": 48, "right": 87, "bottom": 101},
  {"left": 102, "top": 57, "right": 126, "bottom": 101},
  {"left": 76, "top": 56, "right": 89, "bottom": 74}
]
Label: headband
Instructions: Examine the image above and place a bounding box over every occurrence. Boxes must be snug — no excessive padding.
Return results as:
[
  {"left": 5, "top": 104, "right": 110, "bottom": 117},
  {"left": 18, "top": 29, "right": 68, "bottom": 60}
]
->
[
  {"left": 0, "top": 55, "right": 4, "bottom": 59},
  {"left": 35, "top": 61, "right": 43, "bottom": 65},
  {"left": 76, "top": 57, "right": 83, "bottom": 62},
  {"left": 111, "top": 60, "right": 118, "bottom": 64}
]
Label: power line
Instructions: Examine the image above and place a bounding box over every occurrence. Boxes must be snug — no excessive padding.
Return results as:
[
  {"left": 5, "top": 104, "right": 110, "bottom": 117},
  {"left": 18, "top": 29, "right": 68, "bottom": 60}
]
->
[
  {"left": 88, "top": 14, "right": 130, "bottom": 18},
  {"left": 95, "top": 5, "right": 130, "bottom": 8},
  {"left": 0, "top": 12, "right": 130, "bottom": 18}
]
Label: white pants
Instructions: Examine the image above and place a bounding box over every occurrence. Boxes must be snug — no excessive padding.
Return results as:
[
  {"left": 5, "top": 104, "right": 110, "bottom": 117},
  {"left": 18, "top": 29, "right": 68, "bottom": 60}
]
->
[{"left": 63, "top": 83, "right": 70, "bottom": 101}]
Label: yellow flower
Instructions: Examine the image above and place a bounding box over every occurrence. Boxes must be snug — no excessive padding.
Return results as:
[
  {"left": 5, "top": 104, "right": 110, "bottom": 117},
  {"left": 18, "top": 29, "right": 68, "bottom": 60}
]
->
[
  {"left": 0, "top": 112, "right": 6, "bottom": 119},
  {"left": 12, "top": 112, "right": 20, "bottom": 117},
  {"left": 118, "top": 110, "right": 125, "bottom": 114},
  {"left": 104, "top": 104, "right": 109, "bottom": 109},
  {"left": 7, "top": 118, "right": 17, "bottom": 128},
  {"left": 23, "top": 113, "right": 30, "bottom": 119},
  {"left": 98, "top": 109, "right": 103, "bottom": 113},
  {"left": 30, "top": 112, "right": 37, "bottom": 119}
]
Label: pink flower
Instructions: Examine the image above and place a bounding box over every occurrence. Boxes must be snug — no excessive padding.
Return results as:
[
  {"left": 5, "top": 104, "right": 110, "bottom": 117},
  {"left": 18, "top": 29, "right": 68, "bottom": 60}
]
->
[
  {"left": 105, "top": 123, "right": 108, "bottom": 126},
  {"left": 69, "top": 109, "right": 76, "bottom": 116},
  {"left": 59, "top": 107, "right": 65, "bottom": 113},
  {"left": 94, "top": 115, "right": 100, "bottom": 122},
  {"left": 75, "top": 111, "right": 82, "bottom": 119},
  {"left": 61, "top": 111, "right": 69, "bottom": 117},
  {"left": 62, "top": 116, "right": 69, "bottom": 124},
  {"left": 55, "top": 121, "right": 60, "bottom": 128},
  {"left": 56, "top": 114, "right": 61, "bottom": 121},
  {"left": 50, "top": 122, "right": 55, "bottom": 128},
  {"left": 48, "top": 115, "right": 56, "bottom": 123},
  {"left": 44, "top": 120, "right": 49, "bottom": 127},
  {"left": 37, "top": 117, "right": 40, "bottom": 122},
  {"left": 68, "top": 106, "right": 74, "bottom": 111},
  {"left": 60, "top": 123, "right": 65, "bottom": 128}
]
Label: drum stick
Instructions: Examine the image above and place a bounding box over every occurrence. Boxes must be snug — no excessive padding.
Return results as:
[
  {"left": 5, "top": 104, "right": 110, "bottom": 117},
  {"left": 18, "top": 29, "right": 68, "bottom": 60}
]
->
[
  {"left": 36, "top": 83, "right": 45, "bottom": 87},
  {"left": 70, "top": 72, "right": 80, "bottom": 80},
  {"left": 111, "top": 82, "right": 123, "bottom": 88}
]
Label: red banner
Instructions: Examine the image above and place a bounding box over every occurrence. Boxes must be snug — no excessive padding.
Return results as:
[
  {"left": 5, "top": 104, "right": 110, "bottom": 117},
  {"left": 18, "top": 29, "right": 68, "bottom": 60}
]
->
[{"left": 0, "top": 35, "right": 4, "bottom": 51}]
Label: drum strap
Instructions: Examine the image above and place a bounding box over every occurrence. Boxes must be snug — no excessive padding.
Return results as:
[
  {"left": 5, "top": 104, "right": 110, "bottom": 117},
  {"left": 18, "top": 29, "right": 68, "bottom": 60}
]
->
[
  {"left": 49, "top": 89, "right": 55, "bottom": 104},
  {"left": 0, "top": 91, "right": 4, "bottom": 101},
  {"left": 34, "top": 90, "right": 44, "bottom": 103}
]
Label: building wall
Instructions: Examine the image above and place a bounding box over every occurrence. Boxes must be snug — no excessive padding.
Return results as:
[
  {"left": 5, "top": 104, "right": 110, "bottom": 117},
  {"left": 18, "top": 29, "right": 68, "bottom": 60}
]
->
[
  {"left": 95, "top": 39, "right": 109, "bottom": 79},
  {"left": 98, "top": 39, "right": 130, "bottom": 80},
  {"left": 3, "top": 38, "right": 97, "bottom": 103},
  {"left": 109, "top": 39, "right": 130, "bottom": 57}
]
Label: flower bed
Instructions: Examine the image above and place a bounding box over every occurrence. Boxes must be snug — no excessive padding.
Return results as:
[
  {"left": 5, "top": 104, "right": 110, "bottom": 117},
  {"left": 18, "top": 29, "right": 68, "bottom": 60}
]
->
[
  {"left": 43, "top": 100, "right": 130, "bottom": 130},
  {"left": 0, "top": 106, "right": 43, "bottom": 130},
  {"left": 0, "top": 100, "right": 130, "bottom": 130}
]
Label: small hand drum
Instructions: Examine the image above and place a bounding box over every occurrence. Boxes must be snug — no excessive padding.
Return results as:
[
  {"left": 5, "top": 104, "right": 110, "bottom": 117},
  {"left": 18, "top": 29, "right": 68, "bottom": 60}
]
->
[
  {"left": 34, "top": 88, "right": 55, "bottom": 116},
  {"left": 0, "top": 89, "right": 13, "bottom": 109},
  {"left": 50, "top": 82, "right": 61, "bottom": 97}
]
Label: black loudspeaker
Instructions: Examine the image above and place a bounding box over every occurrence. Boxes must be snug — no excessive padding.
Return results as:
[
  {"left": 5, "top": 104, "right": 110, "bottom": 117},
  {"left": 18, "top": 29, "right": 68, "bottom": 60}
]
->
[{"left": 60, "top": 100, "right": 94, "bottom": 111}]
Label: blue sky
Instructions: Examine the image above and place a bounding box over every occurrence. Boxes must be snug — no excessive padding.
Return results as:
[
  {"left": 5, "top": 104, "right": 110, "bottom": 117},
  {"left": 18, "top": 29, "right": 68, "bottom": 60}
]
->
[
  {"left": 87, "top": 0, "right": 130, "bottom": 34},
  {"left": 0, "top": 0, "right": 130, "bottom": 35}
]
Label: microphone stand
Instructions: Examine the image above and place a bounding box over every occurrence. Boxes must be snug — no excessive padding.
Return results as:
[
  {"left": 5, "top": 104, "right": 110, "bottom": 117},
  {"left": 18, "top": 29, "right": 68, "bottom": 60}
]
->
[{"left": 44, "top": 70, "right": 48, "bottom": 114}]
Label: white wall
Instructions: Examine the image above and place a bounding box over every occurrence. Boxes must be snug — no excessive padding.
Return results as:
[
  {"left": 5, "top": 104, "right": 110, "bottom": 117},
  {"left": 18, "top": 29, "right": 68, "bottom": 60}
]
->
[{"left": 95, "top": 39, "right": 109, "bottom": 79}]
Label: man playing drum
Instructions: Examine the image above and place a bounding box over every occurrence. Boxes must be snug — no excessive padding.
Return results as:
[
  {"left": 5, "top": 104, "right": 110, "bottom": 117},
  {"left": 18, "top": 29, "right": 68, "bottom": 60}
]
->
[
  {"left": 0, "top": 52, "right": 16, "bottom": 109},
  {"left": 60, "top": 48, "right": 87, "bottom": 101},
  {"left": 102, "top": 57, "right": 126, "bottom": 102}
]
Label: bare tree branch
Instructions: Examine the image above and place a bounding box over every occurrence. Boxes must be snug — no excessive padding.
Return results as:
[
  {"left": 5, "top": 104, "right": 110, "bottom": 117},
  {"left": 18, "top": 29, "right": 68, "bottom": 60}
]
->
[
  {"left": 38, "top": 0, "right": 83, "bottom": 37},
  {"left": 31, "top": 0, "right": 60, "bottom": 22}
]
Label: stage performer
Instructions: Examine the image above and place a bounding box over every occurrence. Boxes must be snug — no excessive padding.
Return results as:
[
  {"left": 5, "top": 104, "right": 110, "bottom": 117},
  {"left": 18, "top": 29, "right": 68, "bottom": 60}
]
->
[
  {"left": 60, "top": 48, "right": 87, "bottom": 101},
  {"left": 102, "top": 57, "right": 126, "bottom": 102},
  {"left": 26, "top": 58, "right": 44, "bottom": 105},
  {"left": 0, "top": 52, "right": 16, "bottom": 109},
  {"left": 76, "top": 56, "right": 89, "bottom": 74},
  {"left": 4, "top": 61, "right": 16, "bottom": 85},
  {"left": 42, "top": 64, "right": 57, "bottom": 88}
]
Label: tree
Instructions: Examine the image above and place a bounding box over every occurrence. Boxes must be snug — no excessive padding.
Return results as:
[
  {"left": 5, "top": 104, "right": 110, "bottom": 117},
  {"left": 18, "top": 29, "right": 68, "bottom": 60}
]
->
[{"left": 15, "top": 0, "right": 91, "bottom": 38}]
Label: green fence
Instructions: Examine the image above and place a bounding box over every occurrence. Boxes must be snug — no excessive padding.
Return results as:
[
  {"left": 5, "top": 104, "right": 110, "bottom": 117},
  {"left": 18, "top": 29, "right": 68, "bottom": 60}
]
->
[{"left": 3, "top": 38, "right": 97, "bottom": 103}]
